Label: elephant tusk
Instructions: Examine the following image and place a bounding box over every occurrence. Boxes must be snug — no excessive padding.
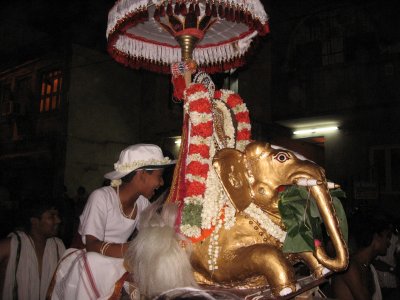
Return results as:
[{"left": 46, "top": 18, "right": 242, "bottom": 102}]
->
[
  {"left": 294, "top": 178, "right": 322, "bottom": 186},
  {"left": 294, "top": 178, "right": 340, "bottom": 189},
  {"left": 327, "top": 182, "right": 340, "bottom": 189}
]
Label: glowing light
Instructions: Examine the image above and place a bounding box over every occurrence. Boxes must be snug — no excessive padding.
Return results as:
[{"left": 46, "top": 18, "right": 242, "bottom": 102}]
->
[
  {"left": 293, "top": 126, "right": 338, "bottom": 135},
  {"left": 174, "top": 138, "right": 181, "bottom": 145}
]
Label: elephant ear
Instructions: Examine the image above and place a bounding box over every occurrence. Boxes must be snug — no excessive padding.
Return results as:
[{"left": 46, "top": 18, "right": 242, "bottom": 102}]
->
[{"left": 213, "top": 148, "right": 252, "bottom": 211}]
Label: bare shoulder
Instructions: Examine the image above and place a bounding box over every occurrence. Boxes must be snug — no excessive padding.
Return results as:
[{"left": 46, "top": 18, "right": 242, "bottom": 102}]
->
[{"left": 0, "top": 237, "right": 11, "bottom": 263}]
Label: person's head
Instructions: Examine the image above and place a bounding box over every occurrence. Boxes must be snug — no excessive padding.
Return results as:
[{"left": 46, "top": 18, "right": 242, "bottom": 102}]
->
[
  {"left": 121, "top": 168, "right": 165, "bottom": 199},
  {"left": 104, "top": 144, "right": 175, "bottom": 199},
  {"left": 21, "top": 197, "right": 61, "bottom": 238},
  {"left": 350, "top": 213, "right": 391, "bottom": 256}
]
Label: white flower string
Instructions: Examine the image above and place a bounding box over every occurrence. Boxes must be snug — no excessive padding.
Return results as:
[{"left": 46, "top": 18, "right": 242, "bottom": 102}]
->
[
  {"left": 223, "top": 201, "right": 236, "bottom": 230},
  {"left": 111, "top": 179, "right": 122, "bottom": 187},
  {"left": 208, "top": 217, "right": 222, "bottom": 271},
  {"left": 115, "top": 158, "right": 172, "bottom": 173},
  {"left": 244, "top": 203, "right": 287, "bottom": 243}
]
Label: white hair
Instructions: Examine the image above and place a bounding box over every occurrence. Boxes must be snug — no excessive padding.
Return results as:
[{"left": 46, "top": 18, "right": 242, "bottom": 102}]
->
[{"left": 125, "top": 201, "right": 198, "bottom": 298}]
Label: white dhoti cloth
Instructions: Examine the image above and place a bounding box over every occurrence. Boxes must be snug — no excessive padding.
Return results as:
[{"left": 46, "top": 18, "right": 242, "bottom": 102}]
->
[{"left": 50, "top": 248, "right": 127, "bottom": 300}]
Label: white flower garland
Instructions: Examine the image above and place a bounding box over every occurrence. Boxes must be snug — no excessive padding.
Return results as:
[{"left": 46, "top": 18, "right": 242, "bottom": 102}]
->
[
  {"left": 223, "top": 201, "right": 236, "bottom": 230},
  {"left": 180, "top": 224, "right": 202, "bottom": 238},
  {"left": 244, "top": 203, "right": 287, "bottom": 243},
  {"left": 208, "top": 218, "right": 223, "bottom": 271},
  {"left": 201, "top": 162, "right": 228, "bottom": 229},
  {"left": 115, "top": 157, "right": 172, "bottom": 172}
]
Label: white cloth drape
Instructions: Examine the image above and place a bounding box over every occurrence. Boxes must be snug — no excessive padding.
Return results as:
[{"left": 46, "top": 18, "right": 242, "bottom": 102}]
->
[
  {"left": 370, "top": 264, "right": 383, "bottom": 300},
  {"left": 50, "top": 249, "right": 126, "bottom": 300},
  {"left": 2, "top": 231, "right": 65, "bottom": 300}
]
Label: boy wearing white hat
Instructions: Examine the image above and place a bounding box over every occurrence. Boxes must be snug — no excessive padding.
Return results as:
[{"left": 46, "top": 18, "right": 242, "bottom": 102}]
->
[{"left": 49, "top": 144, "right": 175, "bottom": 299}]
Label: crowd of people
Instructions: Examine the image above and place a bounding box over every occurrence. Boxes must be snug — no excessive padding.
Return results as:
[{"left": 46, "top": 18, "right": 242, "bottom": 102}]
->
[{"left": 0, "top": 143, "right": 399, "bottom": 300}]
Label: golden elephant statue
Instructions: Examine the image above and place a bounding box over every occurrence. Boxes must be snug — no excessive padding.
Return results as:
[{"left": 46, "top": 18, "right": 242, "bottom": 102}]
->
[
  {"left": 126, "top": 141, "right": 349, "bottom": 298},
  {"left": 190, "top": 141, "right": 349, "bottom": 296}
]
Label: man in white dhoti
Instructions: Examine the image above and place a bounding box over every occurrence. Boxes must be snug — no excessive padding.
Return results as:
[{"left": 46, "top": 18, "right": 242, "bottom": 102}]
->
[
  {"left": 0, "top": 197, "right": 66, "bottom": 300},
  {"left": 49, "top": 144, "right": 175, "bottom": 299}
]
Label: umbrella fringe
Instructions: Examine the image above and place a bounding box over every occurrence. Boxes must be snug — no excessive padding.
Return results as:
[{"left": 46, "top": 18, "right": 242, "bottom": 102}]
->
[{"left": 111, "top": 30, "right": 257, "bottom": 67}]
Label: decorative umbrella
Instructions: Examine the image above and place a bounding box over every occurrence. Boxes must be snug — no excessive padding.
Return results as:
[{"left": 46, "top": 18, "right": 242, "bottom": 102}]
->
[{"left": 106, "top": 0, "right": 270, "bottom": 74}]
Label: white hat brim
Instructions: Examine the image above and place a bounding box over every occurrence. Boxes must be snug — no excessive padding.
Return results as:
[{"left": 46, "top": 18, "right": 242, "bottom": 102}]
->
[{"left": 104, "top": 170, "right": 130, "bottom": 180}]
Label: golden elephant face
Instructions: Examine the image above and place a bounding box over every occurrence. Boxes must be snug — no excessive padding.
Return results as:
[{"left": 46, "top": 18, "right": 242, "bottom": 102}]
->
[
  {"left": 212, "top": 141, "right": 348, "bottom": 272},
  {"left": 212, "top": 141, "right": 325, "bottom": 211}
]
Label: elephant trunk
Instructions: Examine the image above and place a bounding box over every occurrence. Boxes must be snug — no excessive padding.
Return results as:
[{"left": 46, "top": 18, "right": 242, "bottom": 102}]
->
[{"left": 310, "top": 184, "right": 349, "bottom": 271}]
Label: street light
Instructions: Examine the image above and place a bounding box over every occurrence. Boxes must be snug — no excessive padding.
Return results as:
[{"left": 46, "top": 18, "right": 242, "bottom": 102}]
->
[{"left": 293, "top": 126, "right": 338, "bottom": 135}]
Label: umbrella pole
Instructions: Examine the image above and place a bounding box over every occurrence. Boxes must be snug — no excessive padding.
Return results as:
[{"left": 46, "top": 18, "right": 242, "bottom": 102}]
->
[
  {"left": 166, "top": 34, "right": 200, "bottom": 205},
  {"left": 176, "top": 34, "right": 199, "bottom": 86}
]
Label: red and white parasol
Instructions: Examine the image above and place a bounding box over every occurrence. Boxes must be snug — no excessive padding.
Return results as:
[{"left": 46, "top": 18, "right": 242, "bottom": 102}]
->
[{"left": 106, "top": 0, "right": 269, "bottom": 73}]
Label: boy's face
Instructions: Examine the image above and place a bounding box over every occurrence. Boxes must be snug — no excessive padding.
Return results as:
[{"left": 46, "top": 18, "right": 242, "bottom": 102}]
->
[
  {"left": 33, "top": 208, "right": 61, "bottom": 238},
  {"left": 140, "top": 169, "right": 164, "bottom": 199}
]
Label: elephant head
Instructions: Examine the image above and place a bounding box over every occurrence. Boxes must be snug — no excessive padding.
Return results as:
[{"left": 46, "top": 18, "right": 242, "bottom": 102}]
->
[{"left": 212, "top": 141, "right": 348, "bottom": 272}]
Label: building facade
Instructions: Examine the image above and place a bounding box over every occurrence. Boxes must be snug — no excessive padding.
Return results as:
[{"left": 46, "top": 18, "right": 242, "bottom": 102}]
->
[
  {"left": 268, "top": 0, "right": 400, "bottom": 213},
  {"left": 0, "top": 44, "right": 183, "bottom": 236}
]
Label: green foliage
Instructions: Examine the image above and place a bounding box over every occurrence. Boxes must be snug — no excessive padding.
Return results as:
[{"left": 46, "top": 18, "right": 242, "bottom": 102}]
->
[
  {"left": 181, "top": 203, "right": 203, "bottom": 227},
  {"left": 278, "top": 186, "right": 348, "bottom": 253}
]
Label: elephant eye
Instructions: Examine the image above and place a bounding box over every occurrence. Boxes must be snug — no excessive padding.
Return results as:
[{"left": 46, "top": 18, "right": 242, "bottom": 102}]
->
[{"left": 274, "top": 152, "right": 290, "bottom": 163}]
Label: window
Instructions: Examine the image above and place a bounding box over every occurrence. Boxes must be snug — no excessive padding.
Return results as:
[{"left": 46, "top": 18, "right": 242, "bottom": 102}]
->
[
  {"left": 16, "top": 77, "right": 31, "bottom": 101},
  {"left": 39, "top": 70, "right": 62, "bottom": 113},
  {"left": 0, "top": 82, "right": 12, "bottom": 103},
  {"left": 370, "top": 146, "right": 400, "bottom": 193},
  {"left": 0, "top": 82, "right": 13, "bottom": 116},
  {"left": 322, "top": 36, "right": 344, "bottom": 66},
  {"left": 294, "top": 14, "right": 344, "bottom": 69}
]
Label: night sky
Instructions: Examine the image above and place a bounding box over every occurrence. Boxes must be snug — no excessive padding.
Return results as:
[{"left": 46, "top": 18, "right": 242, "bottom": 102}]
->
[{"left": 0, "top": 0, "right": 116, "bottom": 69}]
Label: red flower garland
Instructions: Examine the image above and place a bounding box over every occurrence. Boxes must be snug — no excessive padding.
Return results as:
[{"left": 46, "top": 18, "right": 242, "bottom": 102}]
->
[
  {"left": 177, "top": 83, "right": 252, "bottom": 242},
  {"left": 213, "top": 90, "right": 251, "bottom": 149}
]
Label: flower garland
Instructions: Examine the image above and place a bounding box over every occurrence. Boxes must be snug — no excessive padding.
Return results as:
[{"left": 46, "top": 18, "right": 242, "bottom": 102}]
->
[
  {"left": 178, "top": 77, "right": 252, "bottom": 271},
  {"left": 180, "top": 83, "right": 252, "bottom": 238},
  {"left": 115, "top": 157, "right": 173, "bottom": 172},
  {"left": 181, "top": 83, "right": 213, "bottom": 239},
  {"left": 244, "top": 203, "right": 287, "bottom": 243},
  {"left": 214, "top": 89, "right": 252, "bottom": 151}
]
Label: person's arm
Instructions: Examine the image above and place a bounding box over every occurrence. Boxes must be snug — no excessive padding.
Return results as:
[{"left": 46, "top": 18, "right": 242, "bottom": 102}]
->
[
  {"left": 0, "top": 238, "right": 11, "bottom": 297},
  {"left": 85, "top": 235, "right": 128, "bottom": 258}
]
